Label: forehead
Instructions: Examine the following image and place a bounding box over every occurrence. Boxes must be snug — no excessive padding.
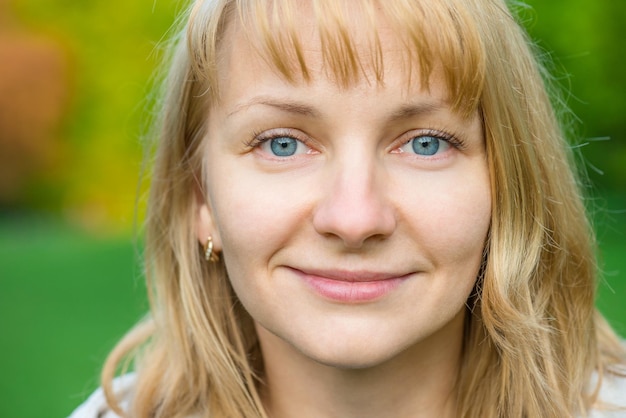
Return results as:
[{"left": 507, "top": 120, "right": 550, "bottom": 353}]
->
[
  {"left": 196, "top": 0, "right": 486, "bottom": 116},
  {"left": 218, "top": 9, "right": 422, "bottom": 94},
  {"left": 212, "top": 22, "right": 479, "bottom": 150}
]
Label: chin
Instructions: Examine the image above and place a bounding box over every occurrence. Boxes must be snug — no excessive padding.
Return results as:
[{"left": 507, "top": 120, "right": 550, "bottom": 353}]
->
[
  {"left": 315, "top": 357, "right": 393, "bottom": 371},
  {"left": 297, "top": 338, "right": 411, "bottom": 371}
]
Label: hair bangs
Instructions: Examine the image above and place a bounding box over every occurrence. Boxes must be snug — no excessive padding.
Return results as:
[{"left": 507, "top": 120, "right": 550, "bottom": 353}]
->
[
  {"left": 186, "top": 0, "right": 485, "bottom": 116},
  {"left": 382, "top": 0, "right": 486, "bottom": 116}
]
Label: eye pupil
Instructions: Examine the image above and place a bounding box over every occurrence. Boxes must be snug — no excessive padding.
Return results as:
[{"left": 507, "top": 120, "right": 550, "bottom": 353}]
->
[
  {"left": 270, "top": 137, "right": 298, "bottom": 156},
  {"left": 412, "top": 136, "right": 440, "bottom": 156}
]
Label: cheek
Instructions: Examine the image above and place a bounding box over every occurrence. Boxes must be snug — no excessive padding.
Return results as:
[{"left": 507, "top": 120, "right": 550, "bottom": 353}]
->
[
  {"left": 403, "top": 166, "right": 491, "bottom": 268},
  {"left": 441, "top": 177, "right": 491, "bottom": 267},
  {"left": 206, "top": 168, "right": 310, "bottom": 268},
  {"left": 210, "top": 187, "right": 266, "bottom": 259}
]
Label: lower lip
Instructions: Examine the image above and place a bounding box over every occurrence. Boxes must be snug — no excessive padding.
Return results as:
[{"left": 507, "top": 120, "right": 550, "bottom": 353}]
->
[{"left": 297, "top": 272, "right": 407, "bottom": 303}]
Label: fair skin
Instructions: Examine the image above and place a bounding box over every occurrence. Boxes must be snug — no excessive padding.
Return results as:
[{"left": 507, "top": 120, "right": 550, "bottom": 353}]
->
[{"left": 196, "top": 16, "right": 491, "bottom": 418}]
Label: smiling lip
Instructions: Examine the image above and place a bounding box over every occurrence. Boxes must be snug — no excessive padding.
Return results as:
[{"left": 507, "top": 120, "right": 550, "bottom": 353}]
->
[{"left": 291, "top": 268, "right": 411, "bottom": 303}]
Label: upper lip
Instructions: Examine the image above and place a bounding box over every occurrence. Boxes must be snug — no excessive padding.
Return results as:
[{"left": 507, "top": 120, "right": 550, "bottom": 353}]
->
[{"left": 291, "top": 267, "right": 411, "bottom": 282}]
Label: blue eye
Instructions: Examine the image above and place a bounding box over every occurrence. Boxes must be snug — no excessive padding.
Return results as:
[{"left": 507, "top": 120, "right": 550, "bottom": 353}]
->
[
  {"left": 251, "top": 130, "right": 315, "bottom": 158},
  {"left": 393, "top": 132, "right": 453, "bottom": 157},
  {"left": 411, "top": 136, "right": 441, "bottom": 156},
  {"left": 269, "top": 137, "right": 299, "bottom": 156}
]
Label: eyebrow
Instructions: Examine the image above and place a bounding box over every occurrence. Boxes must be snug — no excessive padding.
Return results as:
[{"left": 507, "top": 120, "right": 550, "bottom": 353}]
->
[
  {"left": 227, "top": 97, "right": 321, "bottom": 118},
  {"left": 226, "top": 96, "right": 446, "bottom": 122},
  {"left": 387, "top": 102, "right": 444, "bottom": 123}
]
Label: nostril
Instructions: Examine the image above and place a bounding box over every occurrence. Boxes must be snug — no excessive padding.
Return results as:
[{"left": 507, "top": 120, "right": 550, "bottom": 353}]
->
[{"left": 312, "top": 189, "right": 396, "bottom": 248}]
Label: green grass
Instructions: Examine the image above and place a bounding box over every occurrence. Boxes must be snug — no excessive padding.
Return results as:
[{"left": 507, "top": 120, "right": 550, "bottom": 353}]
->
[
  {"left": 594, "top": 191, "right": 626, "bottom": 336},
  {"left": 0, "top": 206, "right": 624, "bottom": 418},
  {"left": 0, "top": 216, "right": 147, "bottom": 418}
]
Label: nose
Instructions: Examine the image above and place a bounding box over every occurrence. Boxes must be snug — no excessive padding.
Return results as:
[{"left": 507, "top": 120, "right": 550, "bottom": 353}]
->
[{"left": 312, "top": 158, "right": 396, "bottom": 248}]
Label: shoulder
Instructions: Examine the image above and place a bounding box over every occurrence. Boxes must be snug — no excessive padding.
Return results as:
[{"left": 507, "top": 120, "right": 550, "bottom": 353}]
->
[
  {"left": 589, "top": 366, "right": 626, "bottom": 418},
  {"left": 68, "top": 374, "right": 136, "bottom": 418}
]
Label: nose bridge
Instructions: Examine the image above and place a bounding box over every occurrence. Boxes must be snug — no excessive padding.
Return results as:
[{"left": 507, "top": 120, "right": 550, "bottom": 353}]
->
[
  {"left": 333, "top": 154, "right": 378, "bottom": 210},
  {"left": 313, "top": 150, "right": 396, "bottom": 247}
]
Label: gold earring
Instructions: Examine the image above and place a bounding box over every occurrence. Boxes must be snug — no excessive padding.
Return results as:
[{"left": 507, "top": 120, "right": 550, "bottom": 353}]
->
[{"left": 204, "top": 236, "right": 219, "bottom": 262}]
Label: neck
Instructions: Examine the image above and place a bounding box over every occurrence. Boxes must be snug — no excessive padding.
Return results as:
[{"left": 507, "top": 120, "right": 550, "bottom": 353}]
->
[{"left": 257, "top": 312, "right": 465, "bottom": 418}]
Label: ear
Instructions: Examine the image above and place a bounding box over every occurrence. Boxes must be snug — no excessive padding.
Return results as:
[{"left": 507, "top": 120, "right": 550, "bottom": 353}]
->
[{"left": 196, "top": 201, "right": 222, "bottom": 253}]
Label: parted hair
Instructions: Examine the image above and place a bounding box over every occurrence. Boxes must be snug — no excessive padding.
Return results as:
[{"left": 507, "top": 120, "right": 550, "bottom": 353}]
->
[{"left": 102, "top": 0, "right": 625, "bottom": 417}]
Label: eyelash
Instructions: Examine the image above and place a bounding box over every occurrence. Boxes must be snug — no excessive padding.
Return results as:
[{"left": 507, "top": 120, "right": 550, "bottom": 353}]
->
[
  {"left": 245, "top": 128, "right": 467, "bottom": 154},
  {"left": 246, "top": 129, "right": 310, "bottom": 149},
  {"left": 399, "top": 129, "right": 467, "bottom": 151}
]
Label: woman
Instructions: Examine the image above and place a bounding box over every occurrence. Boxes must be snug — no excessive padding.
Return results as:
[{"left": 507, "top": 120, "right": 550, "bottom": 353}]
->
[{"left": 71, "top": 0, "right": 626, "bottom": 417}]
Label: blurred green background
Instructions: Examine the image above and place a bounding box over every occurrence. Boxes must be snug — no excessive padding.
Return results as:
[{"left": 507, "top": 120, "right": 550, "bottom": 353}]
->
[{"left": 0, "top": 0, "right": 624, "bottom": 417}]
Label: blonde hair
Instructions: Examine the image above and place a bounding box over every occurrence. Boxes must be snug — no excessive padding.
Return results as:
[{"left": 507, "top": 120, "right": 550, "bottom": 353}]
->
[{"left": 102, "top": 0, "right": 625, "bottom": 417}]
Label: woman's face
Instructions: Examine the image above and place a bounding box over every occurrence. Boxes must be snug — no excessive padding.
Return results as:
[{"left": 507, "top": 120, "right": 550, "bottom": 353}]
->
[{"left": 197, "top": 20, "right": 491, "bottom": 369}]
